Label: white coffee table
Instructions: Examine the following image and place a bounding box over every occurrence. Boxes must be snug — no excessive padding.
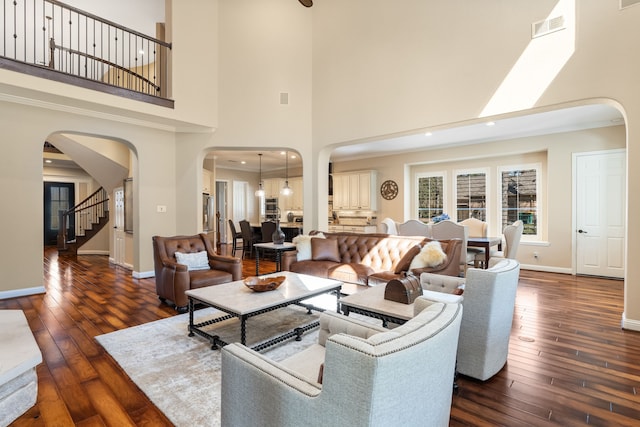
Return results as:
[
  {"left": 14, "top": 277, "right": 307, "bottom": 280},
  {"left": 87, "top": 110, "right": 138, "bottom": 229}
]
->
[{"left": 185, "top": 271, "right": 342, "bottom": 351}]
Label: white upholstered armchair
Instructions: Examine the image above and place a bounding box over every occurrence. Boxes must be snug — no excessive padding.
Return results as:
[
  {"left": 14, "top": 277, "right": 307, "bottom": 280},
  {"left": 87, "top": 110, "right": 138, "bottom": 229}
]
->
[
  {"left": 419, "top": 258, "right": 521, "bottom": 381},
  {"left": 221, "top": 303, "right": 463, "bottom": 427}
]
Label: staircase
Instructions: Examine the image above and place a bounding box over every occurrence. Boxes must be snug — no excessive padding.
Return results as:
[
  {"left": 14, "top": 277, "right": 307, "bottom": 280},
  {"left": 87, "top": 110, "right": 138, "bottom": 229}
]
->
[{"left": 57, "top": 188, "right": 109, "bottom": 255}]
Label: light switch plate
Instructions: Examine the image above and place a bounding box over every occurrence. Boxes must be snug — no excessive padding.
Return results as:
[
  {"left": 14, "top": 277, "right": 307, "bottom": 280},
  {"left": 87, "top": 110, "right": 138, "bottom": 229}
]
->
[{"left": 157, "top": 205, "right": 167, "bottom": 213}]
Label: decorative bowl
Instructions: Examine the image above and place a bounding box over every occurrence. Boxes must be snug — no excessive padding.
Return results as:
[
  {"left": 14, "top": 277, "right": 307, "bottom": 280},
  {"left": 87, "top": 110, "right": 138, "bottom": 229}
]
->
[{"left": 243, "top": 276, "right": 286, "bottom": 292}]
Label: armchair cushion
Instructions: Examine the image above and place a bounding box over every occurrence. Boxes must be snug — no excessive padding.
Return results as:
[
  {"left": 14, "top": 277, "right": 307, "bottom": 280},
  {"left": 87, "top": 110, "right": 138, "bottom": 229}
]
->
[
  {"left": 174, "top": 251, "right": 209, "bottom": 271},
  {"left": 279, "top": 311, "right": 386, "bottom": 384},
  {"left": 311, "top": 237, "right": 340, "bottom": 262}
]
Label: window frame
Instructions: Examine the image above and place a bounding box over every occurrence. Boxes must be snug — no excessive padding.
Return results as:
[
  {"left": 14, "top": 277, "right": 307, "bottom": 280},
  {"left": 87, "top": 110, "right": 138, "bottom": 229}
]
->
[
  {"left": 496, "top": 163, "right": 542, "bottom": 241},
  {"left": 454, "top": 167, "right": 489, "bottom": 222},
  {"left": 415, "top": 171, "right": 447, "bottom": 223}
]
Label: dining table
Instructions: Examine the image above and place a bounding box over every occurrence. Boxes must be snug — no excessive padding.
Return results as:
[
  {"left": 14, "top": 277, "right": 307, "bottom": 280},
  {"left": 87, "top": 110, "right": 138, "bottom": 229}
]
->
[{"left": 467, "top": 236, "right": 503, "bottom": 268}]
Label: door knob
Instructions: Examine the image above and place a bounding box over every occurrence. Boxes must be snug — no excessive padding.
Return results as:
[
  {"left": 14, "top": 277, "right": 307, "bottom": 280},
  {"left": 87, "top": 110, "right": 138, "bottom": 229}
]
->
[{"left": 578, "top": 229, "right": 587, "bottom": 234}]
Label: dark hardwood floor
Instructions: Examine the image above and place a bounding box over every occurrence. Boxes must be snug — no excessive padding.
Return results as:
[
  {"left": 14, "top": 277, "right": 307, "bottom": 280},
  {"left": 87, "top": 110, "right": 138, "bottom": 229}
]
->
[{"left": 2, "top": 246, "right": 639, "bottom": 426}]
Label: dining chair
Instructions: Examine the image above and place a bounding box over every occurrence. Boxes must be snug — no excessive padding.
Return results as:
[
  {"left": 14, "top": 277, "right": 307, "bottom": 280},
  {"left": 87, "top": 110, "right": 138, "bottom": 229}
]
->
[
  {"left": 239, "top": 220, "right": 260, "bottom": 259},
  {"left": 475, "top": 220, "right": 524, "bottom": 268},
  {"left": 259, "top": 221, "right": 279, "bottom": 260},
  {"left": 461, "top": 218, "right": 488, "bottom": 267},
  {"left": 261, "top": 221, "right": 276, "bottom": 243},
  {"left": 228, "top": 219, "right": 242, "bottom": 257},
  {"left": 431, "top": 220, "right": 471, "bottom": 274}
]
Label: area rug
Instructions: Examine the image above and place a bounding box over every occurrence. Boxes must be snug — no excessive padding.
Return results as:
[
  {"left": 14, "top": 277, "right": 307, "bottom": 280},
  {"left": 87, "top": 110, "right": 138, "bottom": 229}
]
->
[{"left": 95, "top": 305, "right": 326, "bottom": 427}]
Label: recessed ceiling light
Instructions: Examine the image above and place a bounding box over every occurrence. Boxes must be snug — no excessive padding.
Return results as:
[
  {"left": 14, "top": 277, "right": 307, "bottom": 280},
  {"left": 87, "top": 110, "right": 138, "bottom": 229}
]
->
[
  {"left": 486, "top": 121, "right": 496, "bottom": 127},
  {"left": 424, "top": 132, "right": 432, "bottom": 137},
  {"left": 241, "top": 161, "right": 246, "bottom": 165},
  {"left": 44, "top": 159, "right": 52, "bottom": 163}
]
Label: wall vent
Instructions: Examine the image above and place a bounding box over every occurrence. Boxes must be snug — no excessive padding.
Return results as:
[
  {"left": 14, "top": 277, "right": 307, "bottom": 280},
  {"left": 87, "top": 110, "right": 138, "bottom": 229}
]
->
[
  {"left": 620, "top": 0, "right": 640, "bottom": 9},
  {"left": 531, "top": 15, "right": 565, "bottom": 38}
]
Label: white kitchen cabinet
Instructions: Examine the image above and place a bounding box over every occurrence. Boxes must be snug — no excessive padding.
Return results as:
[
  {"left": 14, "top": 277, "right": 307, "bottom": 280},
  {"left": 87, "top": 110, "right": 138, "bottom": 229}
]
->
[
  {"left": 202, "top": 170, "right": 212, "bottom": 194},
  {"left": 263, "top": 178, "right": 284, "bottom": 199},
  {"left": 288, "top": 177, "right": 303, "bottom": 210},
  {"left": 332, "top": 174, "right": 351, "bottom": 210},
  {"left": 332, "top": 171, "right": 377, "bottom": 211},
  {"left": 329, "top": 225, "right": 377, "bottom": 233}
]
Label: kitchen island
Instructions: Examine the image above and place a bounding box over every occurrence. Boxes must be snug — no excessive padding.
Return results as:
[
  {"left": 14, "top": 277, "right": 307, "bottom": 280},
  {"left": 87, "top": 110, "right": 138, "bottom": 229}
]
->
[{"left": 251, "top": 222, "right": 303, "bottom": 242}]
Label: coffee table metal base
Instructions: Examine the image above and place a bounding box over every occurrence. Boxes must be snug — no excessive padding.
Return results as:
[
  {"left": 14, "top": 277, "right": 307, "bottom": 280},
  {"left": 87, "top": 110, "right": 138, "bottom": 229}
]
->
[
  {"left": 341, "top": 304, "right": 408, "bottom": 328},
  {"left": 188, "top": 291, "right": 340, "bottom": 352}
]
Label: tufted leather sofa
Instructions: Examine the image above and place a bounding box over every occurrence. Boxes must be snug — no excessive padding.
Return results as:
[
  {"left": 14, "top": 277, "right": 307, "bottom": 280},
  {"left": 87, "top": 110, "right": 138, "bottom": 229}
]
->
[
  {"left": 152, "top": 233, "right": 242, "bottom": 312},
  {"left": 281, "top": 232, "right": 462, "bottom": 293}
]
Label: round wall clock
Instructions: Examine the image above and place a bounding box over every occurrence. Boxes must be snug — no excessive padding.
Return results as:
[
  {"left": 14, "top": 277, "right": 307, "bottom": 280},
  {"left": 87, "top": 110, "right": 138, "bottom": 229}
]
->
[{"left": 380, "top": 180, "right": 399, "bottom": 200}]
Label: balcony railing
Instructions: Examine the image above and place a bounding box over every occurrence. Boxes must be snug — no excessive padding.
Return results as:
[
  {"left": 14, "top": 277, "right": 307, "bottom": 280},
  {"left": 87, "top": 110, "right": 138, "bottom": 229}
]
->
[{"left": 0, "top": 0, "right": 172, "bottom": 107}]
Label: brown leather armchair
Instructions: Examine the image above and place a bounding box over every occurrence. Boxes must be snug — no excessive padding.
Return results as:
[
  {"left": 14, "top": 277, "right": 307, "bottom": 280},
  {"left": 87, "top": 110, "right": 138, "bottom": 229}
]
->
[{"left": 152, "top": 233, "right": 242, "bottom": 312}]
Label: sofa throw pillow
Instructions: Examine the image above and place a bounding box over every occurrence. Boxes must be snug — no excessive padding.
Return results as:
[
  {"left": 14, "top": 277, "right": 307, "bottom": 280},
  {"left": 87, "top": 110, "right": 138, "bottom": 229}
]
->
[
  {"left": 311, "top": 237, "right": 340, "bottom": 263},
  {"left": 409, "top": 241, "right": 447, "bottom": 270},
  {"left": 393, "top": 245, "right": 422, "bottom": 274},
  {"left": 292, "top": 233, "right": 325, "bottom": 261},
  {"left": 175, "top": 251, "right": 210, "bottom": 271}
]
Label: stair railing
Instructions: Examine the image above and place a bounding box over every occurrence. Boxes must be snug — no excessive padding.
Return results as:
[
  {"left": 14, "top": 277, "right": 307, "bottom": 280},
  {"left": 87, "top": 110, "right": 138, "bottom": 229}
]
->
[
  {"left": 58, "top": 187, "right": 109, "bottom": 250},
  {"left": 0, "top": 0, "right": 172, "bottom": 102}
]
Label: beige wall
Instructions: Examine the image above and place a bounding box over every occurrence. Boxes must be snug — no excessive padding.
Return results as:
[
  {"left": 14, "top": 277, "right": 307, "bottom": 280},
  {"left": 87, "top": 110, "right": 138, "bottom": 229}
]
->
[{"left": 0, "top": 101, "right": 179, "bottom": 295}]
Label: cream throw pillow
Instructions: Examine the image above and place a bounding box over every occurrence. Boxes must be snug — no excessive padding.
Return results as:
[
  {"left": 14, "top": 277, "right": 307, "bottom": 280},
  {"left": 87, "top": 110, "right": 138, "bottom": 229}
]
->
[
  {"left": 409, "top": 241, "right": 447, "bottom": 269},
  {"left": 175, "top": 251, "right": 210, "bottom": 271},
  {"left": 292, "top": 233, "right": 325, "bottom": 261}
]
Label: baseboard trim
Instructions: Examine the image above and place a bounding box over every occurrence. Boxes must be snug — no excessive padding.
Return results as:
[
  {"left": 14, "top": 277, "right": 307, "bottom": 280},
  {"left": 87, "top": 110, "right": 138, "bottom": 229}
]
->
[
  {"left": 621, "top": 313, "right": 640, "bottom": 331},
  {"left": 519, "top": 264, "right": 573, "bottom": 275},
  {"left": 0, "top": 286, "right": 46, "bottom": 301},
  {"left": 77, "top": 250, "right": 110, "bottom": 256},
  {"left": 134, "top": 270, "right": 155, "bottom": 279}
]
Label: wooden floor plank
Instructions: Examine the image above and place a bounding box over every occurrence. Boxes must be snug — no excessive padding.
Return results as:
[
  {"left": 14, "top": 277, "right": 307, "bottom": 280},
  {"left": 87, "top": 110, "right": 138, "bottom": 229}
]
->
[{"left": 2, "top": 245, "right": 640, "bottom": 426}]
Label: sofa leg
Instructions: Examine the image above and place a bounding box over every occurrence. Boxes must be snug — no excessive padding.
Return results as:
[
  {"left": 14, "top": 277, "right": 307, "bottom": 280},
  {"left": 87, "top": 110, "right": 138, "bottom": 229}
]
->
[{"left": 175, "top": 305, "right": 188, "bottom": 314}]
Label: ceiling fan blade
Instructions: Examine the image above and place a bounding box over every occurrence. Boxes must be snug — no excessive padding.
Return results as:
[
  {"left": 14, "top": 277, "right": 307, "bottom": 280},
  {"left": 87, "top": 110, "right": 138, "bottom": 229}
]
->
[{"left": 299, "top": 0, "right": 313, "bottom": 7}]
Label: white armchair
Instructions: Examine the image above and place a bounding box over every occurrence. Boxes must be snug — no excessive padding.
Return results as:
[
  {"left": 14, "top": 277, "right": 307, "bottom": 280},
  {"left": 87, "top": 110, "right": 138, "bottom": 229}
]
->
[
  {"left": 419, "top": 258, "right": 521, "bottom": 381},
  {"left": 221, "top": 304, "right": 463, "bottom": 427}
]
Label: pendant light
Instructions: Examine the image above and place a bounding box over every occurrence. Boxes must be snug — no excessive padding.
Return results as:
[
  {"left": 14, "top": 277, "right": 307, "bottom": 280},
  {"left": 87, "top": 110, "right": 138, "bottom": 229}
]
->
[
  {"left": 255, "top": 153, "right": 265, "bottom": 197},
  {"left": 281, "top": 151, "right": 293, "bottom": 196}
]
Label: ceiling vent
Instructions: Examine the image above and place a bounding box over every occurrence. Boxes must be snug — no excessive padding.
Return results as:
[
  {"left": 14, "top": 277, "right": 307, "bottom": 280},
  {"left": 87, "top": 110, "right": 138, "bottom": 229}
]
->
[
  {"left": 531, "top": 15, "right": 565, "bottom": 38},
  {"left": 620, "top": 0, "right": 640, "bottom": 9}
]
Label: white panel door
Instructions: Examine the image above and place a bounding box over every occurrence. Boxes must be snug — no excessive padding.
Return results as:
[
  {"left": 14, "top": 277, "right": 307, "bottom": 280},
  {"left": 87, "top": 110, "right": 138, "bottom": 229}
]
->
[
  {"left": 113, "top": 187, "right": 126, "bottom": 267},
  {"left": 576, "top": 151, "right": 625, "bottom": 278}
]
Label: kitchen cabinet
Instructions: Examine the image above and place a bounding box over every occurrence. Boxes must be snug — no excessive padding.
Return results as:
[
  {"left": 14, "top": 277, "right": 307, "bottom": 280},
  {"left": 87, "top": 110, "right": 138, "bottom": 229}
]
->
[
  {"left": 264, "top": 177, "right": 303, "bottom": 210},
  {"left": 282, "top": 177, "right": 303, "bottom": 210},
  {"left": 263, "top": 178, "right": 284, "bottom": 199},
  {"left": 329, "top": 225, "right": 378, "bottom": 233},
  {"left": 331, "top": 171, "right": 377, "bottom": 211},
  {"left": 332, "top": 174, "right": 351, "bottom": 210},
  {"left": 202, "top": 170, "right": 212, "bottom": 194}
]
